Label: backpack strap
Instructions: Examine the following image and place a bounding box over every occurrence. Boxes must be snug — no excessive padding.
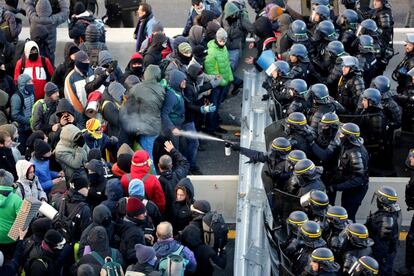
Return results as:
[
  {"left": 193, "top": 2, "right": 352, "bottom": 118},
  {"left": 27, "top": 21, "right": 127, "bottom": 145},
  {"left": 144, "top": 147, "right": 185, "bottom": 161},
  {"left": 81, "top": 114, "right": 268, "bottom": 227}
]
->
[
  {"left": 40, "top": 56, "right": 51, "bottom": 81},
  {"left": 142, "top": 199, "right": 148, "bottom": 206},
  {"left": 90, "top": 251, "right": 105, "bottom": 266},
  {"left": 16, "top": 181, "right": 25, "bottom": 199},
  {"left": 110, "top": 248, "right": 117, "bottom": 261},
  {"left": 141, "top": 172, "right": 150, "bottom": 182},
  {"left": 16, "top": 91, "right": 25, "bottom": 109},
  {"left": 126, "top": 173, "right": 131, "bottom": 183},
  {"left": 68, "top": 202, "right": 87, "bottom": 220},
  {"left": 172, "top": 245, "right": 184, "bottom": 255}
]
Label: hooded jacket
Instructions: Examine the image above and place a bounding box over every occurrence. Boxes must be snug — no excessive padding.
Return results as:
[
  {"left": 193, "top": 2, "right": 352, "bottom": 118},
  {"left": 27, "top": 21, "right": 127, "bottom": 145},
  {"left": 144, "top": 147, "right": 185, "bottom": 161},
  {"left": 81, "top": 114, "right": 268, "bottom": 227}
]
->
[
  {"left": 121, "top": 65, "right": 165, "bottom": 136},
  {"left": 222, "top": 2, "right": 254, "bottom": 50},
  {"left": 101, "top": 178, "right": 124, "bottom": 219},
  {"left": 188, "top": 25, "right": 205, "bottom": 48},
  {"left": 31, "top": 91, "right": 58, "bottom": 133},
  {"left": 14, "top": 39, "right": 54, "bottom": 101},
  {"left": 25, "top": 0, "right": 69, "bottom": 64},
  {"left": 182, "top": 0, "right": 221, "bottom": 36},
  {"left": 169, "top": 178, "right": 194, "bottom": 233},
  {"left": 204, "top": 40, "right": 234, "bottom": 86},
  {"left": 10, "top": 73, "right": 35, "bottom": 131},
  {"left": 30, "top": 156, "right": 59, "bottom": 194},
  {"left": 0, "top": 185, "right": 22, "bottom": 244},
  {"left": 78, "top": 24, "right": 108, "bottom": 67},
  {"left": 120, "top": 150, "right": 166, "bottom": 213},
  {"left": 161, "top": 70, "right": 186, "bottom": 134},
  {"left": 0, "top": 2, "right": 22, "bottom": 42},
  {"left": 55, "top": 124, "right": 89, "bottom": 181},
  {"left": 52, "top": 42, "right": 78, "bottom": 96},
  {"left": 64, "top": 64, "right": 95, "bottom": 113},
  {"left": 153, "top": 238, "right": 197, "bottom": 273},
  {"left": 15, "top": 160, "right": 47, "bottom": 201}
]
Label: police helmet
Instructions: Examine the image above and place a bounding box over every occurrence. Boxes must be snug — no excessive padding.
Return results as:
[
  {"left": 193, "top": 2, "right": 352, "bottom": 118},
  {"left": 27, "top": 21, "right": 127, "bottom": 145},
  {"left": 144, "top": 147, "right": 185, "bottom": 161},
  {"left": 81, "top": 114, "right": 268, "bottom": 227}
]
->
[
  {"left": 274, "top": 60, "right": 290, "bottom": 76},
  {"left": 287, "top": 210, "right": 308, "bottom": 236},
  {"left": 300, "top": 190, "right": 329, "bottom": 217},
  {"left": 287, "top": 112, "right": 307, "bottom": 127},
  {"left": 362, "top": 88, "right": 382, "bottom": 108},
  {"left": 375, "top": 185, "right": 398, "bottom": 207},
  {"left": 309, "top": 248, "right": 340, "bottom": 273},
  {"left": 287, "top": 150, "right": 307, "bottom": 169},
  {"left": 299, "top": 220, "right": 325, "bottom": 247},
  {"left": 289, "top": 44, "right": 309, "bottom": 60},
  {"left": 358, "top": 35, "right": 376, "bottom": 53},
  {"left": 346, "top": 223, "right": 373, "bottom": 247},
  {"left": 371, "top": 75, "right": 391, "bottom": 94},
  {"left": 337, "top": 9, "right": 358, "bottom": 29},
  {"left": 341, "top": 56, "right": 360, "bottom": 71},
  {"left": 327, "top": 205, "right": 349, "bottom": 230},
  {"left": 337, "top": 123, "right": 361, "bottom": 146},
  {"left": 288, "top": 79, "right": 308, "bottom": 98},
  {"left": 356, "top": 19, "right": 378, "bottom": 36},
  {"left": 316, "top": 20, "right": 338, "bottom": 41},
  {"left": 289, "top": 20, "right": 309, "bottom": 42},
  {"left": 349, "top": 256, "right": 379, "bottom": 275},
  {"left": 405, "top": 33, "right": 414, "bottom": 44},
  {"left": 311, "top": 0, "right": 330, "bottom": 7},
  {"left": 294, "top": 159, "right": 316, "bottom": 176},
  {"left": 271, "top": 137, "right": 292, "bottom": 154},
  {"left": 327, "top": 41, "right": 345, "bottom": 57},
  {"left": 311, "top": 5, "right": 331, "bottom": 23},
  {"left": 320, "top": 112, "right": 340, "bottom": 126},
  {"left": 310, "top": 83, "right": 330, "bottom": 104}
]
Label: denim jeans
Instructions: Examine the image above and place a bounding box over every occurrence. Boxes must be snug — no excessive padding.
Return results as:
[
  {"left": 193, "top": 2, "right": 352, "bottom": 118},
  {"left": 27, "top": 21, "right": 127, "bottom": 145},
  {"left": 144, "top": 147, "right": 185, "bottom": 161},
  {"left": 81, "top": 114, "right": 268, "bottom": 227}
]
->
[
  {"left": 139, "top": 134, "right": 158, "bottom": 173},
  {"left": 228, "top": 49, "right": 240, "bottom": 72},
  {"left": 206, "top": 86, "right": 229, "bottom": 132},
  {"left": 181, "top": 122, "right": 200, "bottom": 170}
]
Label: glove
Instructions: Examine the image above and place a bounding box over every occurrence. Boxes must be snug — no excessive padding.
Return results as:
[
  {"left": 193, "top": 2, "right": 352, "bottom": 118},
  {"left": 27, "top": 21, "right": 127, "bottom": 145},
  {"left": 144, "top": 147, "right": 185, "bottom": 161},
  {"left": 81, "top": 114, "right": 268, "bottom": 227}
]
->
[
  {"left": 106, "top": 60, "right": 118, "bottom": 74},
  {"left": 209, "top": 76, "right": 221, "bottom": 88},
  {"left": 262, "top": 94, "right": 270, "bottom": 101},
  {"left": 110, "top": 136, "right": 119, "bottom": 144},
  {"left": 200, "top": 104, "right": 216, "bottom": 114},
  {"left": 230, "top": 143, "right": 241, "bottom": 152}
]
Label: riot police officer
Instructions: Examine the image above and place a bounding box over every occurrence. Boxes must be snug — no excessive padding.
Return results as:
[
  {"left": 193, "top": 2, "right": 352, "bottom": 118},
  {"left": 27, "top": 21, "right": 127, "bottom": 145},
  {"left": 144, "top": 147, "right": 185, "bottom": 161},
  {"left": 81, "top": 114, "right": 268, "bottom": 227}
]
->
[
  {"left": 322, "top": 41, "right": 350, "bottom": 93},
  {"left": 290, "top": 159, "right": 325, "bottom": 196},
  {"left": 370, "top": 0, "right": 394, "bottom": 46},
  {"left": 285, "top": 112, "right": 316, "bottom": 155},
  {"left": 338, "top": 56, "right": 365, "bottom": 113},
  {"left": 312, "top": 123, "right": 369, "bottom": 221},
  {"left": 395, "top": 67, "right": 414, "bottom": 132},
  {"left": 278, "top": 19, "right": 314, "bottom": 57},
  {"left": 366, "top": 186, "right": 401, "bottom": 275},
  {"left": 283, "top": 150, "right": 307, "bottom": 192},
  {"left": 282, "top": 210, "right": 309, "bottom": 249},
  {"left": 356, "top": 35, "right": 379, "bottom": 87},
  {"left": 309, "top": 5, "right": 332, "bottom": 34},
  {"left": 337, "top": 9, "right": 359, "bottom": 54},
  {"left": 347, "top": 256, "right": 379, "bottom": 276},
  {"left": 288, "top": 44, "right": 311, "bottom": 81},
  {"left": 286, "top": 221, "right": 327, "bottom": 274},
  {"left": 315, "top": 112, "right": 341, "bottom": 149},
  {"left": 332, "top": 223, "right": 374, "bottom": 272},
  {"left": 325, "top": 206, "right": 351, "bottom": 246},
  {"left": 300, "top": 190, "right": 329, "bottom": 230},
  {"left": 308, "top": 83, "right": 345, "bottom": 129},
  {"left": 302, "top": 247, "right": 340, "bottom": 276},
  {"left": 393, "top": 33, "right": 414, "bottom": 94},
  {"left": 286, "top": 78, "right": 310, "bottom": 115},
  {"left": 312, "top": 20, "right": 339, "bottom": 63}
]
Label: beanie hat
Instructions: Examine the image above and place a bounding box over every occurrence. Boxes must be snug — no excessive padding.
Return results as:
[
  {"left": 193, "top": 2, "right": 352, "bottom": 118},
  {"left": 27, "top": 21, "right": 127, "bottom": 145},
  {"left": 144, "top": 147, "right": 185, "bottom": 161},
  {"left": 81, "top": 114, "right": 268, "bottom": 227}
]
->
[
  {"left": 205, "top": 21, "right": 221, "bottom": 40},
  {"left": 117, "top": 154, "right": 132, "bottom": 173},
  {"left": 192, "top": 45, "right": 207, "bottom": 60},
  {"left": 69, "top": 45, "right": 80, "bottom": 57},
  {"left": 123, "top": 75, "right": 140, "bottom": 91},
  {"left": 216, "top": 28, "right": 228, "bottom": 41},
  {"left": 126, "top": 197, "right": 146, "bottom": 217},
  {"left": 108, "top": 82, "right": 126, "bottom": 103},
  {"left": 70, "top": 172, "right": 89, "bottom": 191},
  {"left": 44, "top": 229, "right": 64, "bottom": 248},
  {"left": 74, "top": 50, "right": 89, "bottom": 63},
  {"left": 85, "top": 118, "right": 103, "bottom": 139},
  {"left": 135, "top": 244, "right": 156, "bottom": 264},
  {"left": 172, "top": 36, "right": 188, "bottom": 52},
  {"left": 88, "top": 148, "right": 102, "bottom": 161},
  {"left": 191, "top": 200, "right": 211, "bottom": 214},
  {"left": 73, "top": 1, "right": 86, "bottom": 15},
  {"left": 178, "top": 42, "right": 192, "bottom": 55},
  {"left": 85, "top": 159, "right": 105, "bottom": 176},
  {"left": 268, "top": 4, "right": 284, "bottom": 19},
  {"left": 77, "top": 264, "right": 95, "bottom": 276},
  {"left": 34, "top": 139, "right": 51, "bottom": 159},
  {"left": 44, "top": 82, "right": 59, "bottom": 97},
  {"left": 0, "top": 169, "right": 14, "bottom": 186},
  {"left": 31, "top": 217, "right": 52, "bottom": 238},
  {"left": 0, "top": 89, "right": 9, "bottom": 107},
  {"left": 132, "top": 150, "right": 151, "bottom": 168},
  {"left": 128, "top": 179, "right": 145, "bottom": 197},
  {"left": 152, "top": 22, "right": 164, "bottom": 33},
  {"left": 130, "top": 52, "right": 144, "bottom": 63}
]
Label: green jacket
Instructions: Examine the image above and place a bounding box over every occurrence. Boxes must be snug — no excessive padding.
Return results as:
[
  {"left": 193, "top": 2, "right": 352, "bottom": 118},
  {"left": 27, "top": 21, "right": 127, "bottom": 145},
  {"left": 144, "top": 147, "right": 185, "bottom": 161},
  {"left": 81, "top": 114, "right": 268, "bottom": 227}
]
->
[
  {"left": 0, "top": 186, "right": 23, "bottom": 244},
  {"left": 204, "top": 40, "right": 234, "bottom": 86}
]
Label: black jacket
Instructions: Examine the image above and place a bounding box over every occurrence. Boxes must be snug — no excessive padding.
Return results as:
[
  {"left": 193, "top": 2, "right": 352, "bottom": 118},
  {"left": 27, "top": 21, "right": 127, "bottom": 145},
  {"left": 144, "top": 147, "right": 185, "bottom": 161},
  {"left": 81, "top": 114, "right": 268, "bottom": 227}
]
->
[
  {"left": 116, "top": 218, "right": 145, "bottom": 265},
  {"left": 51, "top": 42, "right": 78, "bottom": 98},
  {"left": 101, "top": 89, "right": 123, "bottom": 138},
  {"left": 337, "top": 71, "right": 365, "bottom": 113},
  {"left": 0, "top": 147, "right": 17, "bottom": 180}
]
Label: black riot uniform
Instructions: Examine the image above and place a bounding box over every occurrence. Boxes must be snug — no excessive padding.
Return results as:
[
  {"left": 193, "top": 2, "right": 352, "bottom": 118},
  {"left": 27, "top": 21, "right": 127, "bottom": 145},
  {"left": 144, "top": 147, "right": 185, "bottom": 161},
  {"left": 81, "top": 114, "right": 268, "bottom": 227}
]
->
[
  {"left": 395, "top": 62, "right": 414, "bottom": 132},
  {"left": 347, "top": 256, "right": 379, "bottom": 276},
  {"left": 356, "top": 35, "right": 379, "bottom": 87},
  {"left": 311, "top": 123, "right": 369, "bottom": 221},
  {"left": 288, "top": 44, "right": 311, "bottom": 81},
  {"left": 337, "top": 9, "right": 359, "bottom": 54},
  {"left": 332, "top": 223, "right": 374, "bottom": 273},
  {"left": 300, "top": 190, "right": 329, "bottom": 230},
  {"left": 281, "top": 210, "right": 309, "bottom": 250},
  {"left": 366, "top": 186, "right": 401, "bottom": 275},
  {"left": 311, "top": 20, "right": 339, "bottom": 66},
  {"left": 370, "top": 0, "right": 394, "bottom": 46},
  {"left": 308, "top": 4, "right": 332, "bottom": 35},
  {"left": 277, "top": 19, "right": 315, "bottom": 57},
  {"left": 393, "top": 34, "right": 414, "bottom": 94},
  {"left": 283, "top": 150, "right": 307, "bottom": 192},
  {"left": 322, "top": 41, "right": 350, "bottom": 94},
  {"left": 285, "top": 112, "right": 316, "bottom": 155},
  {"left": 289, "top": 159, "right": 325, "bottom": 197},
  {"left": 337, "top": 56, "right": 365, "bottom": 113},
  {"left": 286, "top": 78, "right": 311, "bottom": 115},
  {"left": 301, "top": 247, "right": 340, "bottom": 276},
  {"left": 308, "top": 83, "right": 345, "bottom": 129},
  {"left": 285, "top": 221, "right": 327, "bottom": 275},
  {"left": 325, "top": 206, "right": 351, "bottom": 247}
]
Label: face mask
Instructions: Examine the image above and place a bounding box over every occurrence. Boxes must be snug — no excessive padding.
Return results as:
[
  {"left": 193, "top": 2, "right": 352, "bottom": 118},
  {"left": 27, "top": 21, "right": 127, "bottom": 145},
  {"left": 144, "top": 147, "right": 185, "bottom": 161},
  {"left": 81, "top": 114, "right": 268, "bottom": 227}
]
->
[
  {"left": 75, "top": 135, "right": 85, "bottom": 147},
  {"left": 29, "top": 52, "right": 39, "bottom": 61},
  {"left": 131, "top": 65, "right": 143, "bottom": 76},
  {"left": 178, "top": 52, "right": 192, "bottom": 65},
  {"left": 88, "top": 173, "right": 100, "bottom": 184},
  {"left": 25, "top": 84, "right": 35, "bottom": 94},
  {"left": 75, "top": 61, "right": 90, "bottom": 76},
  {"left": 0, "top": 69, "right": 5, "bottom": 78}
]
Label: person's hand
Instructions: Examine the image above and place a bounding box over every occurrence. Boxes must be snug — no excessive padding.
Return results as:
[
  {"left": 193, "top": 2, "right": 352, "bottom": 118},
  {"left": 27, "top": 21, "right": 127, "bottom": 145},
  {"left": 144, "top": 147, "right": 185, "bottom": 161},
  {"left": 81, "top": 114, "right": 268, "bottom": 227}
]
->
[
  {"left": 58, "top": 171, "right": 65, "bottom": 177},
  {"left": 200, "top": 104, "right": 216, "bottom": 114},
  {"left": 110, "top": 136, "right": 119, "bottom": 144},
  {"left": 230, "top": 143, "right": 241, "bottom": 152},
  {"left": 41, "top": 198, "right": 47, "bottom": 203},
  {"left": 172, "top": 128, "right": 180, "bottom": 136},
  {"left": 245, "top": 56, "right": 254, "bottom": 65},
  {"left": 52, "top": 178, "right": 61, "bottom": 185},
  {"left": 144, "top": 234, "right": 154, "bottom": 245},
  {"left": 249, "top": 42, "right": 255, "bottom": 49},
  {"left": 67, "top": 114, "right": 75, "bottom": 124},
  {"left": 261, "top": 94, "right": 270, "bottom": 101},
  {"left": 106, "top": 60, "right": 118, "bottom": 74},
  {"left": 18, "top": 227, "right": 28, "bottom": 240},
  {"left": 52, "top": 123, "right": 60, "bottom": 132},
  {"left": 164, "top": 140, "right": 174, "bottom": 152}
]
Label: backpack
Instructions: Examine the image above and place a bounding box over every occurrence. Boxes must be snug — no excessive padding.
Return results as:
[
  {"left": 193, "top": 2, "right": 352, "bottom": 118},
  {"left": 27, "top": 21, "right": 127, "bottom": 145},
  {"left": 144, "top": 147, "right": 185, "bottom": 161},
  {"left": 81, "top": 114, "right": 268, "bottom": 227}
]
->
[
  {"left": 202, "top": 211, "right": 228, "bottom": 251},
  {"left": 29, "top": 99, "right": 48, "bottom": 130},
  {"left": 158, "top": 58, "right": 177, "bottom": 79},
  {"left": 157, "top": 245, "right": 189, "bottom": 276},
  {"left": 20, "top": 54, "right": 52, "bottom": 82},
  {"left": 54, "top": 197, "right": 87, "bottom": 243},
  {"left": 90, "top": 248, "right": 124, "bottom": 276}
]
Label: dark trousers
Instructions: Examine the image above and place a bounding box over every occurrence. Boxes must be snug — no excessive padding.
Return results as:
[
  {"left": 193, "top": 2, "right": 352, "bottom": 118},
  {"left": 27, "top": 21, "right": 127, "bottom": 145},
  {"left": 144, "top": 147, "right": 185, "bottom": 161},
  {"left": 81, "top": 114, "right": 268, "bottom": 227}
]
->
[{"left": 206, "top": 86, "right": 229, "bottom": 133}]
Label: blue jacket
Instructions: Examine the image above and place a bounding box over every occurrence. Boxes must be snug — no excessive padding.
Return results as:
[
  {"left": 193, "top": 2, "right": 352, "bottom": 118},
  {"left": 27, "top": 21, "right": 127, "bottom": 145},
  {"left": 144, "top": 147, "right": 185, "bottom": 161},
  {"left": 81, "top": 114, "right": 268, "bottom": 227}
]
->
[
  {"left": 153, "top": 238, "right": 197, "bottom": 273},
  {"left": 30, "top": 157, "right": 59, "bottom": 193}
]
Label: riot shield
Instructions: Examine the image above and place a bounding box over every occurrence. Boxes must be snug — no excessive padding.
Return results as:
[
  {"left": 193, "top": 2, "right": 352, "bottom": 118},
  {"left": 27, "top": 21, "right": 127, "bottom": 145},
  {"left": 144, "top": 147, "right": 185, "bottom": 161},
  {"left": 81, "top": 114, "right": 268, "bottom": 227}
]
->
[{"left": 273, "top": 188, "right": 302, "bottom": 230}]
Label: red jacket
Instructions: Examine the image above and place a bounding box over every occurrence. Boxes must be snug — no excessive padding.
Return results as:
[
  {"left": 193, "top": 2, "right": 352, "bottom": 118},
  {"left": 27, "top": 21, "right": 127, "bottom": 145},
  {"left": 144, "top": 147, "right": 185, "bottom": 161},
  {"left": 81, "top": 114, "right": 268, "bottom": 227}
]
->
[
  {"left": 121, "top": 163, "right": 166, "bottom": 213},
  {"left": 14, "top": 41, "right": 54, "bottom": 100}
]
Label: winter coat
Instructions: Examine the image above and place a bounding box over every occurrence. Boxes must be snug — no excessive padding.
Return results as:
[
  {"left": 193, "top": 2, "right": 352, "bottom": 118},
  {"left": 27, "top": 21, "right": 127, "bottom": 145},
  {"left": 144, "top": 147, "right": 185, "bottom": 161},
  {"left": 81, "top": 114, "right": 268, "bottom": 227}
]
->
[
  {"left": 116, "top": 218, "right": 145, "bottom": 265},
  {"left": 10, "top": 74, "right": 35, "bottom": 131},
  {"left": 182, "top": 0, "right": 221, "bottom": 36},
  {"left": 0, "top": 3, "right": 23, "bottom": 42},
  {"left": 134, "top": 13, "right": 158, "bottom": 51},
  {"left": 63, "top": 66, "right": 94, "bottom": 113},
  {"left": 101, "top": 178, "right": 124, "bottom": 219},
  {"left": 14, "top": 41, "right": 54, "bottom": 100},
  {"left": 15, "top": 160, "right": 47, "bottom": 201},
  {"left": 204, "top": 40, "right": 234, "bottom": 86},
  {"left": 169, "top": 178, "right": 194, "bottom": 233},
  {"left": 128, "top": 181, "right": 162, "bottom": 227},
  {"left": 153, "top": 238, "right": 197, "bottom": 273},
  {"left": 122, "top": 65, "right": 165, "bottom": 136},
  {"left": 161, "top": 70, "right": 186, "bottom": 134},
  {"left": 52, "top": 42, "right": 78, "bottom": 97},
  {"left": 78, "top": 24, "right": 108, "bottom": 67},
  {"left": 83, "top": 132, "right": 116, "bottom": 158},
  {"left": 31, "top": 96, "right": 58, "bottom": 133},
  {"left": 120, "top": 152, "right": 166, "bottom": 213},
  {"left": 129, "top": 262, "right": 161, "bottom": 275},
  {"left": 27, "top": 242, "right": 64, "bottom": 276},
  {"left": 222, "top": 2, "right": 254, "bottom": 50},
  {"left": 159, "top": 148, "right": 190, "bottom": 212},
  {"left": 101, "top": 89, "right": 122, "bottom": 138},
  {"left": 25, "top": 0, "right": 69, "bottom": 65},
  {"left": 30, "top": 157, "right": 59, "bottom": 194},
  {"left": 55, "top": 124, "right": 89, "bottom": 181},
  {"left": 0, "top": 185, "right": 22, "bottom": 244}
]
